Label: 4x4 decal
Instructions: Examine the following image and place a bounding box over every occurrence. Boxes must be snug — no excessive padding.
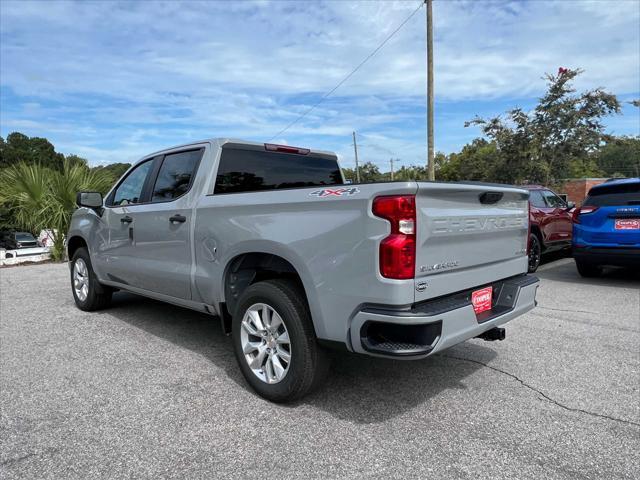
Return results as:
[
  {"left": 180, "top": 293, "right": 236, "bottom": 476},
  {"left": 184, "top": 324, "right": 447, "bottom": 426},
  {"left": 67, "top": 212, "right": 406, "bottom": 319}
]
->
[{"left": 309, "top": 187, "right": 360, "bottom": 198}]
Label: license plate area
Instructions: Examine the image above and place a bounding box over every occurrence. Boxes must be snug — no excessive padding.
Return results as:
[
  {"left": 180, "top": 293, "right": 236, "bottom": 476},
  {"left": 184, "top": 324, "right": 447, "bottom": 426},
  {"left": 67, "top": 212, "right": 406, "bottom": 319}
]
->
[
  {"left": 615, "top": 219, "right": 640, "bottom": 230},
  {"left": 471, "top": 286, "right": 493, "bottom": 315}
]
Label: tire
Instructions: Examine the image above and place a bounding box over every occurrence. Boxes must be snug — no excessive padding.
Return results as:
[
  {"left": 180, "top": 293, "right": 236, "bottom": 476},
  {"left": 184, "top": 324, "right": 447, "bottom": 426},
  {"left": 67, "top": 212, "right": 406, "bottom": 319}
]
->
[
  {"left": 528, "top": 233, "right": 542, "bottom": 273},
  {"left": 575, "top": 258, "right": 602, "bottom": 278},
  {"left": 232, "top": 279, "right": 329, "bottom": 402},
  {"left": 70, "top": 247, "right": 113, "bottom": 311}
]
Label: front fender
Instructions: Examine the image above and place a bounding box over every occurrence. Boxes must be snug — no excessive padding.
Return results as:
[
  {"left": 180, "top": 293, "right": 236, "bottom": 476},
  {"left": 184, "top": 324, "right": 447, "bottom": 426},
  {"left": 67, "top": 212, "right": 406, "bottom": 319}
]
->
[{"left": 67, "top": 208, "right": 107, "bottom": 277}]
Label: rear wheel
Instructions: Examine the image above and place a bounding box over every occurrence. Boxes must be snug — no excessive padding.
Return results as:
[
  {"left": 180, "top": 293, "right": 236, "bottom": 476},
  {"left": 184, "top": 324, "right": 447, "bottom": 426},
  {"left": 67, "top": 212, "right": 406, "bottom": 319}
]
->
[
  {"left": 70, "top": 247, "right": 112, "bottom": 311},
  {"left": 232, "top": 279, "right": 329, "bottom": 402},
  {"left": 528, "top": 233, "right": 542, "bottom": 273},
  {"left": 575, "top": 258, "right": 602, "bottom": 278}
]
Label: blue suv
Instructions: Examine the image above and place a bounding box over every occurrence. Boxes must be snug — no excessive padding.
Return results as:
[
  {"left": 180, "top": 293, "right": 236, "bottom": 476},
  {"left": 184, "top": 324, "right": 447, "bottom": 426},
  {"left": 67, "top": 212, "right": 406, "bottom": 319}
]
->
[{"left": 572, "top": 178, "right": 640, "bottom": 277}]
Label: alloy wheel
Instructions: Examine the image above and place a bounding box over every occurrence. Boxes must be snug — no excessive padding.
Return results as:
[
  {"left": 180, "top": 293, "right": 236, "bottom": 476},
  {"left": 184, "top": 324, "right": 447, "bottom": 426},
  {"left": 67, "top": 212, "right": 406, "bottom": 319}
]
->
[
  {"left": 529, "top": 236, "right": 541, "bottom": 271},
  {"left": 240, "top": 303, "right": 291, "bottom": 384},
  {"left": 73, "top": 258, "right": 89, "bottom": 302}
]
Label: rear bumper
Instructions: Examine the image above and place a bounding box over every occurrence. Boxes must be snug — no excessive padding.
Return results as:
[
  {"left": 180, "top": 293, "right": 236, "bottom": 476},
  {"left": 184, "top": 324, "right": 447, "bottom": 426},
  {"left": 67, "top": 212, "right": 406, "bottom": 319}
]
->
[
  {"left": 349, "top": 274, "right": 539, "bottom": 359},
  {"left": 573, "top": 246, "right": 640, "bottom": 267}
]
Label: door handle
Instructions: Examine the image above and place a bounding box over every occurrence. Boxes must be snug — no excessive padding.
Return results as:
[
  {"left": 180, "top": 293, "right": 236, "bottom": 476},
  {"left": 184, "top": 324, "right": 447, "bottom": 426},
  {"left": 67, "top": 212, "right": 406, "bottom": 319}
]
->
[
  {"left": 169, "top": 214, "right": 186, "bottom": 224},
  {"left": 120, "top": 216, "right": 133, "bottom": 224}
]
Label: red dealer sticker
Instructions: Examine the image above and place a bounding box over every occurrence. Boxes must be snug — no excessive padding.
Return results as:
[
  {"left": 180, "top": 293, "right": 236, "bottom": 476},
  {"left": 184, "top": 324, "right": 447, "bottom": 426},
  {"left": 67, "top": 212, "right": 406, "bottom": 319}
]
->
[
  {"left": 615, "top": 219, "right": 640, "bottom": 230},
  {"left": 471, "top": 286, "right": 493, "bottom": 315}
]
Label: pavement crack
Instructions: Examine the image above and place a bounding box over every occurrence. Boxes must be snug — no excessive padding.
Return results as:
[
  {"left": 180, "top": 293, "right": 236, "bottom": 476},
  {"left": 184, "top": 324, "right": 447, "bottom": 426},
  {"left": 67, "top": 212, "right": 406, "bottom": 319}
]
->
[
  {"left": 537, "top": 306, "right": 600, "bottom": 315},
  {"left": 440, "top": 354, "right": 640, "bottom": 428},
  {"left": 1, "top": 452, "right": 36, "bottom": 467}
]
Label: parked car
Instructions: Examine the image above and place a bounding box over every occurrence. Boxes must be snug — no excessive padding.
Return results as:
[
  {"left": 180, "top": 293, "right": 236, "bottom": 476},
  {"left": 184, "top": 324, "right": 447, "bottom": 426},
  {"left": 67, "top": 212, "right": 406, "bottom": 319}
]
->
[
  {"left": 0, "top": 231, "right": 39, "bottom": 249},
  {"left": 522, "top": 185, "right": 574, "bottom": 272},
  {"left": 572, "top": 177, "right": 640, "bottom": 276},
  {"left": 68, "top": 138, "right": 539, "bottom": 401}
]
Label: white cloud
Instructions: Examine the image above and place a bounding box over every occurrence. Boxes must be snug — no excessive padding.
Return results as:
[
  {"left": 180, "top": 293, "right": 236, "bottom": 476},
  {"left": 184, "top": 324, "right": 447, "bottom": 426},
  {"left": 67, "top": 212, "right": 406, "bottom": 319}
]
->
[{"left": 1, "top": 0, "right": 638, "bottom": 167}]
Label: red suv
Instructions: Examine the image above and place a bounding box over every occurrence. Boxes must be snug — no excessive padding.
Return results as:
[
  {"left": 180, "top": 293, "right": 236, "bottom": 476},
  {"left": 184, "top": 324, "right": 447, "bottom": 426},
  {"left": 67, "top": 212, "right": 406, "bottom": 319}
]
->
[{"left": 523, "top": 185, "right": 574, "bottom": 272}]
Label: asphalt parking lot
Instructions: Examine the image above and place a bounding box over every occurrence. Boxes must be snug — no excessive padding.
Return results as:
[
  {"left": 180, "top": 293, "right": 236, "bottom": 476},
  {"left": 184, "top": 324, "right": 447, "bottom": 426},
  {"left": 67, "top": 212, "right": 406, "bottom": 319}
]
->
[{"left": 1, "top": 259, "right": 639, "bottom": 479}]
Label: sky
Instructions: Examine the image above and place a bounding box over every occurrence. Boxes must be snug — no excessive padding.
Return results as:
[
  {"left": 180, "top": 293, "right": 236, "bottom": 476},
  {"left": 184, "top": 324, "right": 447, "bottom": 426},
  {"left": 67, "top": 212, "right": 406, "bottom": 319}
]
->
[{"left": 1, "top": 0, "right": 639, "bottom": 171}]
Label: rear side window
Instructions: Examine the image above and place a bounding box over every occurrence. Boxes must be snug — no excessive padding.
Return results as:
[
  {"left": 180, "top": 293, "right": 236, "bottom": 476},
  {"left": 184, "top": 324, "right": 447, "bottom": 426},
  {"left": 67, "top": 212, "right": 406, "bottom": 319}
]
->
[
  {"left": 584, "top": 183, "right": 640, "bottom": 206},
  {"left": 152, "top": 149, "right": 202, "bottom": 202},
  {"left": 214, "top": 148, "right": 342, "bottom": 194}
]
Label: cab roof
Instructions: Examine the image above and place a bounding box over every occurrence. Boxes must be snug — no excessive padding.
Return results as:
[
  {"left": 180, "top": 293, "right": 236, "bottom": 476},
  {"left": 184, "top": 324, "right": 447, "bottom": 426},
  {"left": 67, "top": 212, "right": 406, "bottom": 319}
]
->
[{"left": 137, "top": 138, "right": 337, "bottom": 164}]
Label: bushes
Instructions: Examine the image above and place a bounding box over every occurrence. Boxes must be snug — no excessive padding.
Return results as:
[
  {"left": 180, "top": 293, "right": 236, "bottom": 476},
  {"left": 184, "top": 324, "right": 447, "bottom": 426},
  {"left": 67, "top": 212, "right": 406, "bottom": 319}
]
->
[{"left": 0, "top": 160, "right": 112, "bottom": 260}]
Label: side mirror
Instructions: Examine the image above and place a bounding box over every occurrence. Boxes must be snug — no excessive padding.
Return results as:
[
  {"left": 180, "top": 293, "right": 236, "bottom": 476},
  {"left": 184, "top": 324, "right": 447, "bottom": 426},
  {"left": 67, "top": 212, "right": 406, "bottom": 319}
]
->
[
  {"left": 565, "top": 201, "right": 575, "bottom": 211},
  {"left": 76, "top": 191, "right": 103, "bottom": 209}
]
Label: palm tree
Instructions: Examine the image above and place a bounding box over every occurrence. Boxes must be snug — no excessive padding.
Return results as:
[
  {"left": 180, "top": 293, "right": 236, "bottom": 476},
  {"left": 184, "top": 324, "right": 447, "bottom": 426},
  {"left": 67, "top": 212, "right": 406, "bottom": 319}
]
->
[{"left": 0, "top": 160, "right": 112, "bottom": 260}]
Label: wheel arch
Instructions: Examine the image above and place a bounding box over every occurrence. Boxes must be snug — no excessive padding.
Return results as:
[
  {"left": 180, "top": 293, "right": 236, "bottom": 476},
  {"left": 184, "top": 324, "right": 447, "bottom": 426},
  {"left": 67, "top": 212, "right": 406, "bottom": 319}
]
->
[
  {"left": 220, "top": 251, "right": 321, "bottom": 338},
  {"left": 529, "top": 224, "right": 544, "bottom": 249},
  {"left": 67, "top": 235, "right": 88, "bottom": 261}
]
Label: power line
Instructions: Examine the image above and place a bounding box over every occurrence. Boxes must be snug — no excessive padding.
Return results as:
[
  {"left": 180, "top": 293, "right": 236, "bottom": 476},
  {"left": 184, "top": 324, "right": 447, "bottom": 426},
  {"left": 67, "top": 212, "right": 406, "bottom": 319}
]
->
[{"left": 267, "top": 1, "right": 425, "bottom": 142}]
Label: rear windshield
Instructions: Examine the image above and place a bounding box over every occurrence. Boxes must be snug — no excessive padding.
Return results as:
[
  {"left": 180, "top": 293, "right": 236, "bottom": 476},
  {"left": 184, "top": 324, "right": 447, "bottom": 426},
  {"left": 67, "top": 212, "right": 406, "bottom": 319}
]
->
[
  {"left": 584, "top": 183, "right": 640, "bottom": 207},
  {"left": 214, "top": 148, "right": 342, "bottom": 194}
]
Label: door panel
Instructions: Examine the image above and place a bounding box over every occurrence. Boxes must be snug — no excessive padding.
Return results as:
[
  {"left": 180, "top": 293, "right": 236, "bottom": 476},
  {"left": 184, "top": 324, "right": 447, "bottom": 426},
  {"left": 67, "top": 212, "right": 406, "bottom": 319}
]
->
[
  {"left": 99, "top": 206, "right": 140, "bottom": 285},
  {"left": 541, "top": 189, "right": 571, "bottom": 243},
  {"left": 132, "top": 148, "right": 204, "bottom": 299},
  {"left": 98, "top": 158, "right": 156, "bottom": 286},
  {"left": 131, "top": 202, "right": 192, "bottom": 298}
]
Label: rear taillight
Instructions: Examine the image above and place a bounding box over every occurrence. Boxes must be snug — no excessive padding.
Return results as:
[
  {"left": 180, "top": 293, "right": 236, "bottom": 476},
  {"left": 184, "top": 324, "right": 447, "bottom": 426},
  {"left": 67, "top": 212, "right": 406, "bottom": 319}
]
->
[
  {"left": 372, "top": 195, "right": 416, "bottom": 279},
  {"left": 572, "top": 206, "right": 598, "bottom": 223}
]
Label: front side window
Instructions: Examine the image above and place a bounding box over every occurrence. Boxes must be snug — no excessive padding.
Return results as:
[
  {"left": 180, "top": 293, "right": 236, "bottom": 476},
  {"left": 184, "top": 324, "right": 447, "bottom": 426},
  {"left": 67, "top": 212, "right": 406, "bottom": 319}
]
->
[
  {"left": 529, "top": 190, "right": 547, "bottom": 208},
  {"left": 151, "top": 150, "right": 202, "bottom": 202},
  {"left": 215, "top": 148, "right": 342, "bottom": 194},
  {"left": 542, "top": 190, "right": 566, "bottom": 208},
  {"left": 111, "top": 160, "right": 154, "bottom": 206}
]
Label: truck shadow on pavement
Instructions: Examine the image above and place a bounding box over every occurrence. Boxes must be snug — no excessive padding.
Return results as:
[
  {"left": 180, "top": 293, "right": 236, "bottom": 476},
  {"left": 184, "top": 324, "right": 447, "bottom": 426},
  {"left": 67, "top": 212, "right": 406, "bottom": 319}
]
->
[{"left": 107, "top": 293, "right": 497, "bottom": 424}]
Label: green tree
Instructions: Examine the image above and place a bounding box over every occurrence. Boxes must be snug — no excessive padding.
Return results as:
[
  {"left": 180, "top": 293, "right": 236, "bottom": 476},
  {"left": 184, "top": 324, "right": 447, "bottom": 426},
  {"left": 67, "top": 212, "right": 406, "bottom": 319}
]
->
[
  {"left": 0, "top": 132, "right": 65, "bottom": 170},
  {"left": 65, "top": 154, "right": 89, "bottom": 169},
  {"left": 393, "top": 164, "right": 428, "bottom": 181},
  {"left": 341, "top": 166, "right": 356, "bottom": 183},
  {"left": 596, "top": 136, "right": 640, "bottom": 178},
  {"left": 345, "top": 161, "right": 383, "bottom": 183},
  {"left": 437, "top": 139, "right": 499, "bottom": 182},
  {"left": 466, "top": 68, "right": 621, "bottom": 184},
  {"left": 90, "top": 162, "right": 131, "bottom": 192},
  {"left": 0, "top": 160, "right": 112, "bottom": 260}
]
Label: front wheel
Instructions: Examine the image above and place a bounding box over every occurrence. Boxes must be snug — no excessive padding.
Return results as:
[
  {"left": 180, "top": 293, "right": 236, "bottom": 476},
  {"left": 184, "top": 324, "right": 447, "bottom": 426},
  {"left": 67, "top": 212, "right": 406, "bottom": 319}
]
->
[
  {"left": 528, "top": 233, "right": 542, "bottom": 273},
  {"left": 70, "top": 247, "right": 112, "bottom": 311},
  {"left": 232, "top": 279, "right": 329, "bottom": 402}
]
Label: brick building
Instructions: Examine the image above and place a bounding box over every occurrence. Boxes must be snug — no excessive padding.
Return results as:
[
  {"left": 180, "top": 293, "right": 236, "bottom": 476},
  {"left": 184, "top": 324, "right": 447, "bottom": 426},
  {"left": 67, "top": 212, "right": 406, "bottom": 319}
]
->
[{"left": 559, "top": 178, "right": 608, "bottom": 206}]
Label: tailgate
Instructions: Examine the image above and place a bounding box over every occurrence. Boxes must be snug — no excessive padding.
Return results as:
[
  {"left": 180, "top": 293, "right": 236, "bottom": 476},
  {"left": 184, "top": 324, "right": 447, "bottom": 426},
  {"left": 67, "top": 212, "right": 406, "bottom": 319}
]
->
[{"left": 414, "top": 182, "right": 529, "bottom": 302}]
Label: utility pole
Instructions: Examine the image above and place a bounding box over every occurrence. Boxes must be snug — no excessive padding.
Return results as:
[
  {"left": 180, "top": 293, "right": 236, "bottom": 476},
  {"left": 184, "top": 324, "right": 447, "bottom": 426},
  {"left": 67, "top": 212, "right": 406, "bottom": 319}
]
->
[
  {"left": 426, "top": 0, "right": 435, "bottom": 181},
  {"left": 352, "top": 131, "right": 361, "bottom": 183},
  {"left": 390, "top": 158, "right": 395, "bottom": 181}
]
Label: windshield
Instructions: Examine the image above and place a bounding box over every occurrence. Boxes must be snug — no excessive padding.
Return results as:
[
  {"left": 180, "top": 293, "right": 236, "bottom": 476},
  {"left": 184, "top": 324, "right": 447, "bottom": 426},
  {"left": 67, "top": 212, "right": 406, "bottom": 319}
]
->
[{"left": 15, "top": 233, "right": 36, "bottom": 241}]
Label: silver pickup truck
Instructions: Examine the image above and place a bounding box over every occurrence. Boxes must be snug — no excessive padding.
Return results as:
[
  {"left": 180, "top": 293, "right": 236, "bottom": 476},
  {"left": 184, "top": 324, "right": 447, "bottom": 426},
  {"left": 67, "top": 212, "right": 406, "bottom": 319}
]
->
[{"left": 69, "top": 138, "right": 539, "bottom": 401}]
